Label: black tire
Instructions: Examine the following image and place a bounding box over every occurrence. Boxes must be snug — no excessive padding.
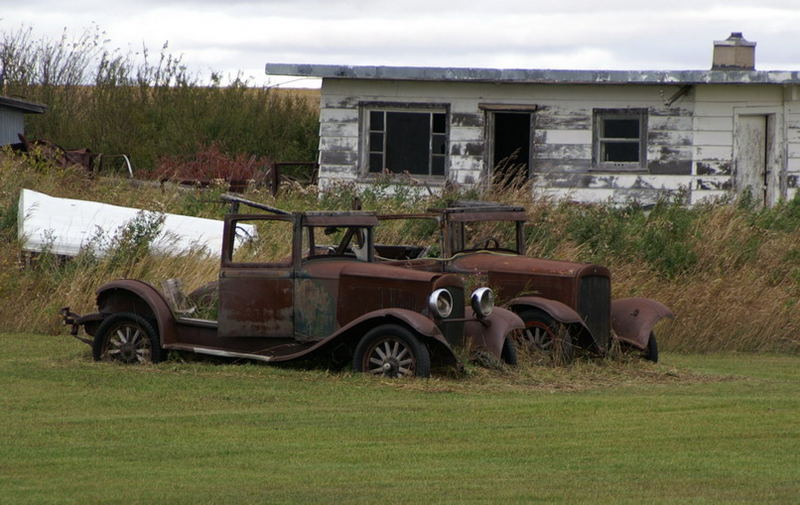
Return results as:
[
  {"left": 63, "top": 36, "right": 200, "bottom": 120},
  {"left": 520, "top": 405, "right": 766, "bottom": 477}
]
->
[
  {"left": 515, "top": 308, "right": 575, "bottom": 365},
  {"left": 643, "top": 332, "right": 659, "bottom": 363},
  {"left": 92, "top": 313, "right": 164, "bottom": 364},
  {"left": 500, "top": 337, "right": 518, "bottom": 366},
  {"left": 353, "top": 324, "right": 431, "bottom": 378}
]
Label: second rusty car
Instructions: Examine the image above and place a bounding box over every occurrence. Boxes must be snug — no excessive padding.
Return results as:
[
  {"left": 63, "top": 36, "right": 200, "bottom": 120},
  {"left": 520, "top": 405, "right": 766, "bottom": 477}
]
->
[
  {"left": 62, "top": 195, "right": 523, "bottom": 377},
  {"left": 375, "top": 201, "right": 673, "bottom": 363}
]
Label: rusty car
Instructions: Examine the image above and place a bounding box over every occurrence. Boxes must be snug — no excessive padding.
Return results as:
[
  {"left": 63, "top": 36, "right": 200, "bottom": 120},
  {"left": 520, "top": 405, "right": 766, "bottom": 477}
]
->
[
  {"left": 374, "top": 201, "right": 673, "bottom": 363},
  {"left": 62, "top": 195, "right": 523, "bottom": 377}
]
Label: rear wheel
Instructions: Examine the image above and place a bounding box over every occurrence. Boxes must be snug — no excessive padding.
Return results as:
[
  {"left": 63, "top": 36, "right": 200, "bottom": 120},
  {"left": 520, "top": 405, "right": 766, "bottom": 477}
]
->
[
  {"left": 515, "top": 308, "right": 574, "bottom": 365},
  {"left": 92, "top": 313, "right": 164, "bottom": 364},
  {"left": 353, "top": 324, "right": 430, "bottom": 378}
]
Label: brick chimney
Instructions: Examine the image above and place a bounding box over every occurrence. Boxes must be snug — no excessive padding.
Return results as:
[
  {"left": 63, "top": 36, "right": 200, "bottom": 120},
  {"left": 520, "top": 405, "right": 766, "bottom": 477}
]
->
[{"left": 712, "top": 32, "right": 756, "bottom": 70}]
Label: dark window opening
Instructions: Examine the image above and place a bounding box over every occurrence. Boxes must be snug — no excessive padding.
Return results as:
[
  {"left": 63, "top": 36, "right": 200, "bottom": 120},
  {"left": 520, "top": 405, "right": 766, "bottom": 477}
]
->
[
  {"left": 493, "top": 112, "right": 531, "bottom": 180},
  {"left": 594, "top": 109, "right": 647, "bottom": 168},
  {"left": 367, "top": 110, "right": 446, "bottom": 176}
]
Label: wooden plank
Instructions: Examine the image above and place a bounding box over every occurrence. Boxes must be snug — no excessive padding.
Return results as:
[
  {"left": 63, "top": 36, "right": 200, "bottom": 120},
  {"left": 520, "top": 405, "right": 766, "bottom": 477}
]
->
[
  {"left": 693, "top": 116, "right": 733, "bottom": 131},
  {"left": 449, "top": 156, "right": 483, "bottom": 171},
  {"left": 539, "top": 172, "right": 692, "bottom": 190},
  {"left": 785, "top": 158, "right": 800, "bottom": 172},
  {"left": 534, "top": 143, "right": 592, "bottom": 160},
  {"left": 539, "top": 129, "right": 591, "bottom": 145},
  {"left": 320, "top": 108, "right": 358, "bottom": 124},
  {"left": 648, "top": 130, "right": 693, "bottom": 146},
  {"left": 694, "top": 131, "right": 733, "bottom": 147},
  {"left": 449, "top": 126, "right": 483, "bottom": 143},
  {"left": 320, "top": 137, "right": 358, "bottom": 151},
  {"left": 320, "top": 121, "right": 358, "bottom": 138},
  {"left": 690, "top": 190, "right": 729, "bottom": 205},
  {"left": 695, "top": 160, "right": 733, "bottom": 176},
  {"left": 535, "top": 113, "right": 591, "bottom": 130},
  {"left": 694, "top": 175, "right": 733, "bottom": 191},
  {"left": 649, "top": 115, "right": 693, "bottom": 131},
  {"left": 533, "top": 159, "right": 591, "bottom": 173},
  {"left": 694, "top": 84, "right": 783, "bottom": 103},
  {"left": 694, "top": 145, "right": 733, "bottom": 160}
]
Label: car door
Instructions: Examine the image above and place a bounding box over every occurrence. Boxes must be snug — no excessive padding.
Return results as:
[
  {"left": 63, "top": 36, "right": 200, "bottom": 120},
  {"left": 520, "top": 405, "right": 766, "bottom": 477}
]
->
[{"left": 217, "top": 214, "right": 296, "bottom": 338}]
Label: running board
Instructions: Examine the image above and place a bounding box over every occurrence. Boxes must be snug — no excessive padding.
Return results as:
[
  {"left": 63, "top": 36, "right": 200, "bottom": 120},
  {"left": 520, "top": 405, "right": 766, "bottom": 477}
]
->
[{"left": 165, "top": 343, "right": 273, "bottom": 362}]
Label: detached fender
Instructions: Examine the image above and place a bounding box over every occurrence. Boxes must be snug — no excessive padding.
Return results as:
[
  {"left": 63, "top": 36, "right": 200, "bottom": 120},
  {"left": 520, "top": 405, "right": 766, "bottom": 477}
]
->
[
  {"left": 464, "top": 307, "right": 524, "bottom": 359},
  {"left": 95, "top": 279, "right": 178, "bottom": 347},
  {"left": 611, "top": 297, "right": 674, "bottom": 349}
]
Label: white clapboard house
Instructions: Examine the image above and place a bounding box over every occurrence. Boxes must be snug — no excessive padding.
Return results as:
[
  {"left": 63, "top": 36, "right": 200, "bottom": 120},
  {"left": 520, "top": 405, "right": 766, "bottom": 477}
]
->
[{"left": 267, "top": 33, "right": 800, "bottom": 206}]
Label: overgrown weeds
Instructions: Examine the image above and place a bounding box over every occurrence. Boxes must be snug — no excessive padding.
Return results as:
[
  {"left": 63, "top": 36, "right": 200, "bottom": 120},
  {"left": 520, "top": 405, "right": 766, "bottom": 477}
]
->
[{"left": 1, "top": 25, "right": 318, "bottom": 173}]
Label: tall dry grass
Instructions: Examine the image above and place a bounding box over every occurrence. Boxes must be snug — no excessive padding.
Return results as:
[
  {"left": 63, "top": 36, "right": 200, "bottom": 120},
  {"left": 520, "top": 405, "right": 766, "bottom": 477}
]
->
[{"left": 3, "top": 152, "right": 800, "bottom": 354}]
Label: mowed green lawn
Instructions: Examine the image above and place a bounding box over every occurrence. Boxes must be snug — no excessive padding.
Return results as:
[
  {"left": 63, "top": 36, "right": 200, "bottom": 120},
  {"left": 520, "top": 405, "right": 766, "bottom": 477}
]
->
[{"left": 2, "top": 333, "right": 798, "bottom": 505}]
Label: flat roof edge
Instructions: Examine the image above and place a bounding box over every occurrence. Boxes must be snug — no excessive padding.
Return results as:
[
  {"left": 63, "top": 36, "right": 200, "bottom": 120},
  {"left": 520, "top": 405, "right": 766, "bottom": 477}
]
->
[
  {"left": 0, "top": 96, "right": 47, "bottom": 114},
  {"left": 265, "top": 63, "right": 800, "bottom": 85}
]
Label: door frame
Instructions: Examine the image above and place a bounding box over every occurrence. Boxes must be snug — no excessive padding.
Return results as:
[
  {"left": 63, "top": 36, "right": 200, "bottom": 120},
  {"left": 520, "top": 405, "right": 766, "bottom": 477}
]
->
[
  {"left": 481, "top": 104, "right": 537, "bottom": 181},
  {"left": 733, "top": 106, "right": 785, "bottom": 206}
]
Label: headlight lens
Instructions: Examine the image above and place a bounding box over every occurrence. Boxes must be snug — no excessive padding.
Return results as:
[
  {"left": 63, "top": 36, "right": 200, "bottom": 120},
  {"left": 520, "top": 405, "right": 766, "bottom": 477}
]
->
[
  {"left": 428, "top": 288, "right": 453, "bottom": 318},
  {"left": 470, "top": 287, "right": 494, "bottom": 318}
]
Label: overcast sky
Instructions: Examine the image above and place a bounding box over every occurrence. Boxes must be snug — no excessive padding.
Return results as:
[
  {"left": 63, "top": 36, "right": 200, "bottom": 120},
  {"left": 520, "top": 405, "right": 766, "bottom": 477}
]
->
[{"left": 2, "top": 0, "right": 800, "bottom": 87}]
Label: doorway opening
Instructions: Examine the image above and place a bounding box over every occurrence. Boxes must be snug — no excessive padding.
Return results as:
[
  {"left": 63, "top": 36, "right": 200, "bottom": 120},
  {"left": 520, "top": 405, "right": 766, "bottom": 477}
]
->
[{"left": 491, "top": 112, "right": 532, "bottom": 183}]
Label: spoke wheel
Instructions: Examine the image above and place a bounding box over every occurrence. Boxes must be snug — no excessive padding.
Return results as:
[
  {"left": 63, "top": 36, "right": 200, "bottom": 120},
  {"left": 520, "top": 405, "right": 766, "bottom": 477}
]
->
[
  {"left": 515, "top": 309, "right": 575, "bottom": 365},
  {"left": 92, "top": 313, "right": 163, "bottom": 364},
  {"left": 353, "top": 324, "right": 430, "bottom": 378}
]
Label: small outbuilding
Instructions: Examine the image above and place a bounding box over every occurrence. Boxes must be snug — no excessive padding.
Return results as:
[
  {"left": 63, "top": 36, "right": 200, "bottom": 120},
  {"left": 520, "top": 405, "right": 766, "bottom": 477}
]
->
[
  {"left": 267, "top": 33, "right": 800, "bottom": 206},
  {"left": 0, "top": 95, "right": 46, "bottom": 146}
]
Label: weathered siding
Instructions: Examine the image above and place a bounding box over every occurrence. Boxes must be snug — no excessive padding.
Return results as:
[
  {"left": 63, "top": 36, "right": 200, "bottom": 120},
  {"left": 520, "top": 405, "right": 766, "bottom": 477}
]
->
[
  {"left": 0, "top": 107, "right": 25, "bottom": 146},
  {"left": 317, "top": 78, "right": 800, "bottom": 205}
]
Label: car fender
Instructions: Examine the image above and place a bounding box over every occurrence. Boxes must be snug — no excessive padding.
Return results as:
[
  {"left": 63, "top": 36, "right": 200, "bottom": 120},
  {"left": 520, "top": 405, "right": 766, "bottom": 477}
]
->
[
  {"left": 507, "top": 296, "right": 591, "bottom": 333},
  {"left": 611, "top": 297, "right": 674, "bottom": 349},
  {"left": 464, "top": 306, "right": 524, "bottom": 359},
  {"left": 310, "top": 307, "right": 457, "bottom": 361},
  {"left": 95, "top": 279, "right": 178, "bottom": 347}
]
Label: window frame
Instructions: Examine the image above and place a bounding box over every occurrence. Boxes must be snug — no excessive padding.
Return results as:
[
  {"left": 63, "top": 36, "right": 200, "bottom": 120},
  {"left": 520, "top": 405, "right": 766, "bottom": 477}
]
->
[
  {"left": 592, "top": 108, "right": 648, "bottom": 171},
  {"left": 360, "top": 102, "right": 449, "bottom": 179}
]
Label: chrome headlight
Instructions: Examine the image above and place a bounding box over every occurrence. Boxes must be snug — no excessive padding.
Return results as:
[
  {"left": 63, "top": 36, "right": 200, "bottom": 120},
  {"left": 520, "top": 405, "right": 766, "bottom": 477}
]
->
[
  {"left": 428, "top": 288, "right": 453, "bottom": 318},
  {"left": 470, "top": 287, "right": 494, "bottom": 318}
]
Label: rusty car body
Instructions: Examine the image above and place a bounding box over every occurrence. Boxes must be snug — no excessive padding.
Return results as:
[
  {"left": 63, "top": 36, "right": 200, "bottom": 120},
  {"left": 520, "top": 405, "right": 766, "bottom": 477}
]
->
[
  {"left": 375, "top": 201, "right": 673, "bottom": 363},
  {"left": 62, "top": 195, "right": 522, "bottom": 377}
]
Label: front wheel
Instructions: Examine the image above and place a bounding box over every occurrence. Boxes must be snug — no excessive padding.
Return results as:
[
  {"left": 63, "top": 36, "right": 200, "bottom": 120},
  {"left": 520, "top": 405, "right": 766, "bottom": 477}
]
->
[
  {"left": 643, "top": 332, "right": 658, "bottom": 363},
  {"left": 92, "top": 313, "right": 164, "bottom": 364},
  {"left": 515, "top": 308, "right": 575, "bottom": 365},
  {"left": 353, "top": 324, "right": 431, "bottom": 378}
]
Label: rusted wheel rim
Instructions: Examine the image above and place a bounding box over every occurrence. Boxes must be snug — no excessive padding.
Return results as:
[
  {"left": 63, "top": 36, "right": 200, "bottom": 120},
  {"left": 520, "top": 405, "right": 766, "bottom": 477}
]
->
[
  {"left": 521, "top": 321, "right": 556, "bottom": 351},
  {"left": 363, "top": 337, "right": 416, "bottom": 377},
  {"left": 102, "top": 322, "right": 152, "bottom": 363}
]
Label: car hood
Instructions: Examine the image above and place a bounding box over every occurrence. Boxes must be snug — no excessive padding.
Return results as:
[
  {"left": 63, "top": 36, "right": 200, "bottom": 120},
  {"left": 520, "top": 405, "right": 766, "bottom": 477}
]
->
[{"left": 449, "top": 252, "right": 608, "bottom": 279}]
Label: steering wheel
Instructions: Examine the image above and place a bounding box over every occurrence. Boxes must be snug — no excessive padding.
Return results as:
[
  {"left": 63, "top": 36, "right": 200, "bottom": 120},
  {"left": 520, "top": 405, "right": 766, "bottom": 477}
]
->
[{"left": 471, "top": 237, "right": 500, "bottom": 249}]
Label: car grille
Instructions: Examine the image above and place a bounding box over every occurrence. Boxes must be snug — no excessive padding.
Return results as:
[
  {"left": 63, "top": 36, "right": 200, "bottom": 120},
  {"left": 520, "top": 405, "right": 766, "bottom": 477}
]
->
[{"left": 577, "top": 275, "right": 611, "bottom": 352}]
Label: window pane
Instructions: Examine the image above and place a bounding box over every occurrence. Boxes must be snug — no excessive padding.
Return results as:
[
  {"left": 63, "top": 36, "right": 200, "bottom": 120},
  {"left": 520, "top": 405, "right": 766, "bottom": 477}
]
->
[
  {"left": 431, "top": 156, "right": 445, "bottom": 176},
  {"left": 386, "top": 112, "right": 431, "bottom": 175},
  {"left": 231, "top": 219, "right": 292, "bottom": 265},
  {"left": 369, "top": 153, "right": 384, "bottom": 172},
  {"left": 432, "top": 134, "right": 446, "bottom": 155},
  {"left": 432, "top": 113, "right": 446, "bottom": 134},
  {"left": 370, "top": 111, "right": 384, "bottom": 131},
  {"left": 602, "top": 142, "right": 640, "bottom": 162},
  {"left": 369, "top": 132, "right": 383, "bottom": 152},
  {"left": 603, "top": 118, "right": 639, "bottom": 139}
]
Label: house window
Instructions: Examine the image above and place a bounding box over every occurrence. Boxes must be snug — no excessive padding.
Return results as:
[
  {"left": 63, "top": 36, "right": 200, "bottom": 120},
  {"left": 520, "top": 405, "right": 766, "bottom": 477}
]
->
[
  {"left": 593, "top": 109, "right": 647, "bottom": 169},
  {"left": 366, "top": 109, "right": 447, "bottom": 176}
]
